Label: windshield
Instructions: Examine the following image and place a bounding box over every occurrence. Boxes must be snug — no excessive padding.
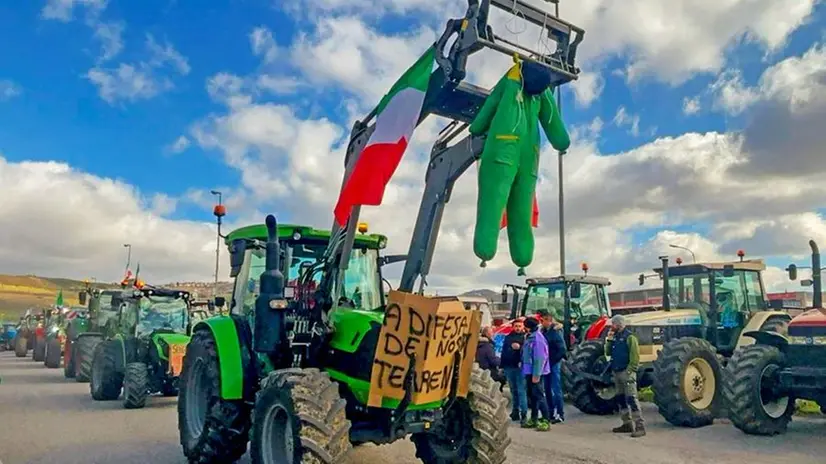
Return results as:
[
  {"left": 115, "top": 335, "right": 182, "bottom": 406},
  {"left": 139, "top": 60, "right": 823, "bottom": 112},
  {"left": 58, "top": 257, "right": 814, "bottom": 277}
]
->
[
  {"left": 523, "top": 282, "right": 605, "bottom": 321},
  {"left": 234, "top": 242, "right": 383, "bottom": 315},
  {"left": 136, "top": 296, "right": 189, "bottom": 336},
  {"left": 668, "top": 269, "right": 765, "bottom": 326}
]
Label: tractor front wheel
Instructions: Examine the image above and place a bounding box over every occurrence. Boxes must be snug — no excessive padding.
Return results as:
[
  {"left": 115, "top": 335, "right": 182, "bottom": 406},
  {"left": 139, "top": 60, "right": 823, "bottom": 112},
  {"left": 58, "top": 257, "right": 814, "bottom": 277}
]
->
[
  {"left": 64, "top": 339, "right": 76, "bottom": 378},
  {"left": 178, "top": 330, "right": 250, "bottom": 464},
  {"left": 412, "top": 366, "right": 511, "bottom": 464},
  {"left": 123, "top": 362, "right": 149, "bottom": 409},
  {"left": 563, "top": 340, "right": 618, "bottom": 415},
  {"left": 14, "top": 335, "right": 27, "bottom": 357},
  {"left": 652, "top": 337, "right": 723, "bottom": 428},
  {"left": 74, "top": 336, "right": 102, "bottom": 383},
  {"left": 33, "top": 337, "right": 46, "bottom": 362},
  {"left": 45, "top": 338, "right": 61, "bottom": 368},
  {"left": 90, "top": 341, "right": 123, "bottom": 401},
  {"left": 250, "top": 368, "right": 351, "bottom": 464},
  {"left": 724, "top": 344, "right": 794, "bottom": 435}
]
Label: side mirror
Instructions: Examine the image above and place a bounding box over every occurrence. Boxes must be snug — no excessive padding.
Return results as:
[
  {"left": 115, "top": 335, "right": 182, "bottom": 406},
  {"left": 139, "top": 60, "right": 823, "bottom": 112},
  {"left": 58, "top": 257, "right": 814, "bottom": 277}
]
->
[
  {"left": 638, "top": 274, "right": 645, "bottom": 286},
  {"left": 78, "top": 292, "right": 86, "bottom": 306},
  {"left": 787, "top": 264, "right": 798, "bottom": 280},
  {"left": 214, "top": 296, "right": 226, "bottom": 307},
  {"left": 378, "top": 254, "right": 407, "bottom": 266},
  {"left": 501, "top": 288, "right": 508, "bottom": 303},
  {"left": 569, "top": 282, "right": 582, "bottom": 299},
  {"left": 229, "top": 239, "right": 247, "bottom": 278},
  {"left": 722, "top": 264, "right": 735, "bottom": 277}
]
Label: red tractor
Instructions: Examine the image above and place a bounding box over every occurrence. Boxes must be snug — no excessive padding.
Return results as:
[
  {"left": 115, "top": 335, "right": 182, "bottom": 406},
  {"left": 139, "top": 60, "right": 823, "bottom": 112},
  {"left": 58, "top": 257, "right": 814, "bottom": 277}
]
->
[{"left": 725, "top": 240, "right": 826, "bottom": 435}]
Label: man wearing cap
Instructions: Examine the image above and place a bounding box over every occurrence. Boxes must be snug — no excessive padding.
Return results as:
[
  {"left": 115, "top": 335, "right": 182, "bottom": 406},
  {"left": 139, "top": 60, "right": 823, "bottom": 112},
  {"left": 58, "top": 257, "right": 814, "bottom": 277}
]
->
[{"left": 605, "top": 315, "right": 645, "bottom": 437}]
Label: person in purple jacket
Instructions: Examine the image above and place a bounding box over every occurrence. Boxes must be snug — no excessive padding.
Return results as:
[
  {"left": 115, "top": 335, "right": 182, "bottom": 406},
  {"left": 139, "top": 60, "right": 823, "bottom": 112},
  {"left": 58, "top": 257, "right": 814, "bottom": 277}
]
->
[{"left": 521, "top": 317, "right": 551, "bottom": 431}]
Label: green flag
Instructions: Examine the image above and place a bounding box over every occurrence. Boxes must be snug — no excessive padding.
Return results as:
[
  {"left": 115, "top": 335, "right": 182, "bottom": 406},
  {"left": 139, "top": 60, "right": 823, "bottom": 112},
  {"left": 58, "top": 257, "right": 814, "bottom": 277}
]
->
[{"left": 55, "top": 289, "right": 64, "bottom": 307}]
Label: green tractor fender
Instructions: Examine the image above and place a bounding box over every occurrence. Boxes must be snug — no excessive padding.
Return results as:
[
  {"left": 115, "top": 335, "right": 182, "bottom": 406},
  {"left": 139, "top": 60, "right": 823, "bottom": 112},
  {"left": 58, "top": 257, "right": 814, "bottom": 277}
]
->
[
  {"left": 742, "top": 330, "right": 789, "bottom": 350},
  {"left": 192, "top": 317, "right": 248, "bottom": 400}
]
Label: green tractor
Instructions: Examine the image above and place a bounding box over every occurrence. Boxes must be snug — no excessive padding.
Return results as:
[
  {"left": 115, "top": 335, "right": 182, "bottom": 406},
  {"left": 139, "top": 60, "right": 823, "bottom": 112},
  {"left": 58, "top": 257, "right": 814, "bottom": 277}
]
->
[
  {"left": 44, "top": 307, "right": 67, "bottom": 368},
  {"left": 89, "top": 285, "right": 192, "bottom": 408},
  {"left": 67, "top": 285, "right": 122, "bottom": 381},
  {"left": 12, "top": 311, "right": 35, "bottom": 358}
]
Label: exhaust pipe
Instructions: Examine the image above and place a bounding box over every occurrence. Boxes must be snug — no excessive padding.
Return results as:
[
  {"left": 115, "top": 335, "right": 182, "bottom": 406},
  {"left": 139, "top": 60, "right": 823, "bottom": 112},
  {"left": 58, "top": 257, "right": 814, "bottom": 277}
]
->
[
  {"left": 660, "top": 256, "right": 671, "bottom": 311},
  {"left": 811, "top": 240, "right": 821, "bottom": 308}
]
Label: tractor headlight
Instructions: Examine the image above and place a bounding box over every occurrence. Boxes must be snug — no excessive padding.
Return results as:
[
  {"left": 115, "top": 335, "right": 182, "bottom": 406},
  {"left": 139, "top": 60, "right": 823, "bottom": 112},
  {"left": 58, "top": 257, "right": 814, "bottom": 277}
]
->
[{"left": 378, "top": 237, "right": 387, "bottom": 249}]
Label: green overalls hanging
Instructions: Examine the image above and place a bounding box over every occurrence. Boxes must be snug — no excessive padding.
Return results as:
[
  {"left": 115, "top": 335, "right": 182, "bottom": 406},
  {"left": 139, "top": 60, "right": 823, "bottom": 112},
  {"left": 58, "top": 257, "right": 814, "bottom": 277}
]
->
[{"left": 469, "top": 61, "right": 571, "bottom": 274}]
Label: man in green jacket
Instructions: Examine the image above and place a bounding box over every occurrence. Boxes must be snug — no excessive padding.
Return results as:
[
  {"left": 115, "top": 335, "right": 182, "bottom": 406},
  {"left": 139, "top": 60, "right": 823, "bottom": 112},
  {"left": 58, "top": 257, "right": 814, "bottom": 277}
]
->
[
  {"left": 469, "top": 59, "right": 570, "bottom": 275},
  {"left": 605, "top": 315, "right": 646, "bottom": 437}
]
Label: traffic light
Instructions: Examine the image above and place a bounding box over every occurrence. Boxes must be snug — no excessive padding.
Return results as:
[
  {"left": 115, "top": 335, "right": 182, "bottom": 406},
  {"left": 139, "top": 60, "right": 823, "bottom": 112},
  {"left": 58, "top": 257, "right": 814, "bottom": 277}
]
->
[{"left": 787, "top": 264, "right": 797, "bottom": 280}]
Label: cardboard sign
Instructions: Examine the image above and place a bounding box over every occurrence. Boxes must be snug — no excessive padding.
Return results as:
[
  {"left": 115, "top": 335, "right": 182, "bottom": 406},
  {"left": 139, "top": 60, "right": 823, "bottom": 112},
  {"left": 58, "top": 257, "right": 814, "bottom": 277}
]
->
[
  {"left": 367, "top": 290, "right": 481, "bottom": 407},
  {"left": 169, "top": 343, "right": 186, "bottom": 376}
]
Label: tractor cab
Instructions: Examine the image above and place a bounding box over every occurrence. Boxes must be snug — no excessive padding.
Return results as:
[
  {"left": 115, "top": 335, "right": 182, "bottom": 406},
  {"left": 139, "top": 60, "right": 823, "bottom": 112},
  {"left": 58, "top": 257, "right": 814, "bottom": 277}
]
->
[
  {"left": 652, "top": 254, "right": 772, "bottom": 357},
  {"left": 116, "top": 287, "right": 191, "bottom": 338}
]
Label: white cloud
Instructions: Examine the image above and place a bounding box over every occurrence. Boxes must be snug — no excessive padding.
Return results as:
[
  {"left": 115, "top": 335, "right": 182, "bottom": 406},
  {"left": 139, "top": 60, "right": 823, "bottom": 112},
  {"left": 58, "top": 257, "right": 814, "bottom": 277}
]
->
[
  {"left": 250, "top": 27, "right": 279, "bottom": 63},
  {"left": 612, "top": 106, "right": 641, "bottom": 136},
  {"left": 682, "top": 96, "right": 701, "bottom": 115},
  {"left": 256, "top": 75, "right": 303, "bottom": 95},
  {"left": 41, "top": 0, "right": 107, "bottom": 22},
  {"left": 0, "top": 80, "right": 21, "bottom": 100},
  {"left": 569, "top": 71, "right": 604, "bottom": 108},
  {"left": 168, "top": 135, "right": 191, "bottom": 154},
  {"left": 92, "top": 20, "right": 124, "bottom": 62},
  {"left": 0, "top": 154, "right": 226, "bottom": 283},
  {"left": 87, "top": 35, "right": 189, "bottom": 104}
]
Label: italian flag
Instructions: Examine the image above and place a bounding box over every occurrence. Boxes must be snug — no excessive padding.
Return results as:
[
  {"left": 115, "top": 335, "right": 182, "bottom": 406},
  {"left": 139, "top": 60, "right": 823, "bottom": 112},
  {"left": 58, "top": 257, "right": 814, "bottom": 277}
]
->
[
  {"left": 333, "top": 46, "right": 436, "bottom": 226},
  {"left": 475, "top": 160, "right": 540, "bottom": 228}
]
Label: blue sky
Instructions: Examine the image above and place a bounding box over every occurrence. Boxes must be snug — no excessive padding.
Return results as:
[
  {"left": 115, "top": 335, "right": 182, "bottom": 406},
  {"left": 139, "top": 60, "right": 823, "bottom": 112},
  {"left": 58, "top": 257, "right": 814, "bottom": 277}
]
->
[{"left": 0, "top": 0, "right": 825, "bottom": 290}]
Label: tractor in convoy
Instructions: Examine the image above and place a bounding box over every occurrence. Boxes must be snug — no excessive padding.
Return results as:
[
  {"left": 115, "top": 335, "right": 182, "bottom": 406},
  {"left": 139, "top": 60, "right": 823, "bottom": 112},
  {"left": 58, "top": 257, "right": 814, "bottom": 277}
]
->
[
  {"left": 564, "top": 252, "right": 791, "bottom": 428},
  {"left": 493, "top": 264, "right": 613, "bottom": 354},
  {"left": 725, "top": 240, "right": 826, "bottom": 435},
  {"left": 0, "top": 321, "right": 17, "bottom": 351},
  {"left": 29, "top": 309, "right": 47, "bottom": 362},
  {"left": 176, "top": 1, "right": 584, "bottom": 462},
  {"left": 12, "top": 312, "right": 33, "bottom": 357},
  {"left": 66, "top": 283, "right": 121, "bottom": 381},
  {"left": 89, "top": 285, "right": 192, "bottom": 408}
]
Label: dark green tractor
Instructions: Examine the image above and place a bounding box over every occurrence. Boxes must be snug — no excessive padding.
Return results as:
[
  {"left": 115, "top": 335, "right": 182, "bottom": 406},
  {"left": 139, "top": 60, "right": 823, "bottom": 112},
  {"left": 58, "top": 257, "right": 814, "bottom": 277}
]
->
[
  {"left": 89, "top": 286, "right": 192, "bottom": 409},
  {"left": 12, "top": 311, "right": 35, "bottom": 358},
  {"left": 68, "top": 286, "right": 122, "bottom": 381}
]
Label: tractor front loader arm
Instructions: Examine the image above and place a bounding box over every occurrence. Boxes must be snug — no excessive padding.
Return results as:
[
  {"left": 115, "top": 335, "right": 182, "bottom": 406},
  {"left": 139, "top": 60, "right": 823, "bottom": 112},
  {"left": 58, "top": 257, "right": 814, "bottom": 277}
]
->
[{"left": 318, "top": 0, "right": 584, "bottom": 302}]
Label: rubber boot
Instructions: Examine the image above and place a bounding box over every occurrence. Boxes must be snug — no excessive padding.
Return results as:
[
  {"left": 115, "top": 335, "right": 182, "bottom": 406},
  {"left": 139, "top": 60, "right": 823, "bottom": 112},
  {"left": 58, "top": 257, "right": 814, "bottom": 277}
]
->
[
  {"left": 612, "top": 423, "right": 633, "bottom": 433},
  {"left": 631, "top": 421, "right": 646, "bottom": 438}
]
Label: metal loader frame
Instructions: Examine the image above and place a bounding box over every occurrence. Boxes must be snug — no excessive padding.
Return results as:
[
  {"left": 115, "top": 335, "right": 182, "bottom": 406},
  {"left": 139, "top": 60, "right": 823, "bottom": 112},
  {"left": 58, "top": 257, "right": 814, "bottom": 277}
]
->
[{"left": 317, "top": 0, "right": 584, "bottom": 309}]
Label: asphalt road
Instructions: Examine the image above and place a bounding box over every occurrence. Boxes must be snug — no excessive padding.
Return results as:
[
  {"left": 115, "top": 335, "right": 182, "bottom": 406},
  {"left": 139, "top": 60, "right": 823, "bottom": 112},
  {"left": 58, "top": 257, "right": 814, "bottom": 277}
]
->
[{"left": 1, "top": 351, "right": 825, "bottom": 464}]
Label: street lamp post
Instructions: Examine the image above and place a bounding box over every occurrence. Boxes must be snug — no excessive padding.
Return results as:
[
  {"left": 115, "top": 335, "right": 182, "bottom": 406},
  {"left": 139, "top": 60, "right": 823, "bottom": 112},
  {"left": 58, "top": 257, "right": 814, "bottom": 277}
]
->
[
  {"left": 669, "top": 244, "right": 696, "bottom": 263},
  {"left": 555, "top": 0, "right": 567, "bottom": 276},
  {"left": 211, "top": 190, "right": 226, "bottom": 298},
  {"left": 123, "top": 244, "right": 132, "bottom": 274}
]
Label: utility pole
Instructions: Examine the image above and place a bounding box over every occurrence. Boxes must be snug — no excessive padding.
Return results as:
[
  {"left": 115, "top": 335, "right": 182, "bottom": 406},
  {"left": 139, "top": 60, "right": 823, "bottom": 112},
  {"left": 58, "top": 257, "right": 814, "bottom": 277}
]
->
[
  {"left": 211, "top": 190, "right": 226, "bottom": 298},
  {"left": 123, "top": 244, "right": 132, "bottom": 274},
  {"left": 555, "top": 0, "right": 566, "bottom": 276}
]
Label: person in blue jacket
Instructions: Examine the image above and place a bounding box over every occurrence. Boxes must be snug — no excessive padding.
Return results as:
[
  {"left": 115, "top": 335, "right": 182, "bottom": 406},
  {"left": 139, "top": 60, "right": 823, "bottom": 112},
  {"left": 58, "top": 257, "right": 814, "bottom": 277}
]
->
[
  {"left": 521, "top": 317, "right": 551, "bottom": 431},
  {"left": 538, "top": 308, "right": 567, "bottom": 423}
]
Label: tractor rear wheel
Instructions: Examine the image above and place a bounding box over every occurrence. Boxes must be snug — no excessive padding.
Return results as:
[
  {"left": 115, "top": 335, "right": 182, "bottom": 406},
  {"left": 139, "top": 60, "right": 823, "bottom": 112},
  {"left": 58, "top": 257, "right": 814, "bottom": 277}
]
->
[
  {"left": 250, "top": 368, "right": 351, "bottom": 464},
  {"left": 178, "top": 330, "right": 250, "bottom": 464},
  {"left": 64, "top": 339, "right": 76, "bottom": 378},
  {"left": 90, "top": 341, "right": 123, "bottom": 401},
  {"left": 45, "top": 338, "right": 61, "bottom": 368},
  {"left": 123, "top": 362, "right": 150, "bottom": 409},
  {"left": 563, "top": 340, "right": 618, "bottom": 415},
  {"left": 75, "top": 335, "right": 102, "bottom": 383},
  {"left": 724, "top": 344, "right": 794, "bottom": 435},
  {"left": 33, "top": 337, "right": 46, "bottom": 362},
  {"left": 412, "top": 366, "right": 511, "bottom": 464},
  {"left": 14, "top": 335, "right": 27, "bottom": 357},
  {"left": 652, "top": 337, "right": 723, "bottom": 428}
]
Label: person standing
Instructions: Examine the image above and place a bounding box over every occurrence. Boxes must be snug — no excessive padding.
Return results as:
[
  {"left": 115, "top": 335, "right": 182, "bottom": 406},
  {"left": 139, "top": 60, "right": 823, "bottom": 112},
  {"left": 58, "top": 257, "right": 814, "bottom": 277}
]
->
[
  {"left": 476, "top": 326, "right": 505, "bottom": 387},
  {"left": 538, "top": 308, "right": 567, "bottom": 423},
  {"left": 501, "top": 318, "right": 528, "bottom": 423},
  {"left": 521, "top": 317, "right": 551, "bottom": 431},
  {"left": 605, "top": 315, "right": 645, "bottom": 437}
]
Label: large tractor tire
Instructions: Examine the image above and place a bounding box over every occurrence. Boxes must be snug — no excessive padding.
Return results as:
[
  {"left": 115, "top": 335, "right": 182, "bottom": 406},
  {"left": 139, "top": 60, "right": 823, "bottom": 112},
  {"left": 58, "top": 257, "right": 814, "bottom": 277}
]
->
[
  {"left": 74, "top": 335, "right": 102, "bottom": 383},
  {"left": 45, "top": 338, "right": 61, "bottom": 368},
  {"left": 64, "top": 339, "right": 76, "bottom": 378},
  {"left": 90, "top": 341, "right": 123, "bottom": 401},
  {"left": 250, "top": 368, "right": 352, "bottom": 464},
  {"left": 123, "top": 362, "right": 150, "bottom": 409},
  {"left": 14, "top": 335, "right": 27, "bottom": 357},
  {"left": 33, "top": 337, "right": 46, "bottom": 362},
  {"left": 724, "top": 344, "right": 794, "bottom": 435},
  {"left": 412, "top": 366, "right": 511, "bottom": 464},
  {"left": 178, "top": 330, "right": 250, "bottom": 464},
  {"left": 652, "top": 337, "right": 723, "bottom": 428},
  {"left": 563, "top": 340, "right": 618, "bottom": 415}
]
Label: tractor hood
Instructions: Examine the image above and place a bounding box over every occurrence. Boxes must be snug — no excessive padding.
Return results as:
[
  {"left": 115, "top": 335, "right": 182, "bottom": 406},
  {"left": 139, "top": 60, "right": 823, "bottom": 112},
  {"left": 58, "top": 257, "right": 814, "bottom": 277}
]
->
[
  {"left": 152, "top": 333, "right": 190, "bottom": 347},
  {"left": 623, "top": 309, "right": 703, "bottom": 326}
]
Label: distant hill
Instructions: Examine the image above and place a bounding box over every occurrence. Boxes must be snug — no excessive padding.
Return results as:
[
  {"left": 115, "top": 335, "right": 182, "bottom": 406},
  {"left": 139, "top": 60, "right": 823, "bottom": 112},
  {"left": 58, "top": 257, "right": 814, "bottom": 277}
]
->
[
  {"left": 460, "top": 288, "right": 499, "bottom": 301},
  {"left": 0, "top": 274, "right": 232, "bottom": 319}
]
